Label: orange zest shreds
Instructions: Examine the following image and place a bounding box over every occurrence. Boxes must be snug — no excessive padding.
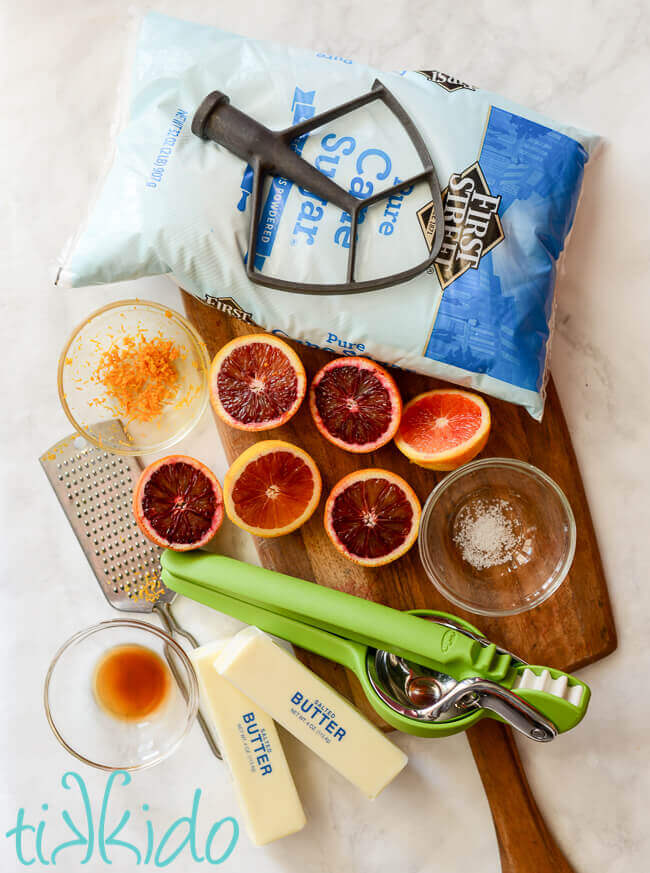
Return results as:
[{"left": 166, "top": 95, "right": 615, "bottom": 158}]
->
[
  {"left": 130, "top": 573, "right": 165, "bottom": 604},
  {"left": 92, "top": 335, "right": 180, "bottom": 423},
  {"left": 172, "top": 383, "right": 201, "bottom": 411}
]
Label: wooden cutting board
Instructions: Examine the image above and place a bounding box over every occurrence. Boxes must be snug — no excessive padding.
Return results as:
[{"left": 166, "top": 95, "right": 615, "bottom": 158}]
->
[{"left": 183, "top": 292, "right": 616, "bottom": 873}]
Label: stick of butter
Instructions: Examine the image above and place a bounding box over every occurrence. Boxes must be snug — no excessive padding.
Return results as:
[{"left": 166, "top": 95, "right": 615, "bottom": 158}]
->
[
  {"left": 214, "top": 627, "right": 408, "bottom": 799},
  {"left": 190, "top": 641, "right": 306, "bottom": 846}
]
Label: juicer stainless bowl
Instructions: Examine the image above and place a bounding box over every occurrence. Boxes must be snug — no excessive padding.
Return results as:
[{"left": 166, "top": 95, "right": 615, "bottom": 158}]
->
[{"left": 366, "top": 615, "right": 557, "bottom": 741}]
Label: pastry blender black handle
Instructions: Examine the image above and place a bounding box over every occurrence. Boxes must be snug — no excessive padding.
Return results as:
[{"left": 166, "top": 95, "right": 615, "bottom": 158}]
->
[{"left": 192, "top": 80, "right": 445, "bottom": 294}]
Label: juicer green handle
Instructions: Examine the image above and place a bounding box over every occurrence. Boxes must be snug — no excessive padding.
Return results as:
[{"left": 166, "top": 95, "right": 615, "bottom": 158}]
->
[
  {"left": 162, "top": 569, "right": 364, "bottom": 672},
  {"left": 160, "top": 550, "right": 511, "bottom": 682},
  {"left": 162, "top": 568, "right": 483, "bottom": 737},
  {"left": 506, "top": 665, "right": 591, "bottom": 733}
]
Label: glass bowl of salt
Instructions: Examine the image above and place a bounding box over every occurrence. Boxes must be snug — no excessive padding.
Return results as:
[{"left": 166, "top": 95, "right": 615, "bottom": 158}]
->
[{"left": 418, "top": 458, "right": 576, "bottom": 616}]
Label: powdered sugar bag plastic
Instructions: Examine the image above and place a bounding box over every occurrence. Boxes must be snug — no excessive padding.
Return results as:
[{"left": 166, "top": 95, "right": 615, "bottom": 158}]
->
[{"left": 59, "top": 11, "right": 600, "bottom": 420}]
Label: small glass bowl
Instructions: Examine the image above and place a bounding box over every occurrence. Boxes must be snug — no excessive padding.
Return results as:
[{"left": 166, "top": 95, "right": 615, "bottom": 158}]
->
[
  {"left": 58, "top": 300, "right": 210, "bottom": 455},
  {"left": 418, "top": 458, "right": 576, "bottom": 617},
  {"left": 44, "top": 619, "right": 198, "bottom": 771}
]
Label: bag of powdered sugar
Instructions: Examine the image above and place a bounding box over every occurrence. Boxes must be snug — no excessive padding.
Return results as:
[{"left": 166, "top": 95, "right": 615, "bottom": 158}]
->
[{"left": 58, "top": 11, "right": 600, "bottom": 420}]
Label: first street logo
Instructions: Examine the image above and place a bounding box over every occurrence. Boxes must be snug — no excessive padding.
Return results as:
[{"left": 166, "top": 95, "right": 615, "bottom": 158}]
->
[
  {"left": 418, "top": 163, "right": 504, "bottom": 289},
  {"left": 417, "top": 70, "right": 476, "bottom": 93}
]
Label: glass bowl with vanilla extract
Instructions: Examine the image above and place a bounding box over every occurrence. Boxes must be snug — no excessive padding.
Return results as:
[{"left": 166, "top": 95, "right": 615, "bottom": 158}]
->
[{"left": 44, "top": 619, "right": 198, "bottom": 771}]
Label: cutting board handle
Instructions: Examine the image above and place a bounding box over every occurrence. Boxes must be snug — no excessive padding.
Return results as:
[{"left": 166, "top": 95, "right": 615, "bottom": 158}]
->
[{"left": 467, "top": 719, "right": 576, "bottom": 873}]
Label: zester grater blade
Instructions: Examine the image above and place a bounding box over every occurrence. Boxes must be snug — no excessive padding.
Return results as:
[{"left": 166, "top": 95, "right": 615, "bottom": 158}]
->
[
  {"left": 40, "top": 419, "right": 222, "bottom": 759},
  {"left": 40, "top": 420, "right": 173, "bottom": 612}
]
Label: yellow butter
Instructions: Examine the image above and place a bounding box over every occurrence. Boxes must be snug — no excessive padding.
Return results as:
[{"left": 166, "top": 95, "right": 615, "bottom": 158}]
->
[
  {"left": 214, "top": 627, "right": 408, "bottom": 799},
  {"left": 190, "top": 641, "right": 306, "bottom": 846}
]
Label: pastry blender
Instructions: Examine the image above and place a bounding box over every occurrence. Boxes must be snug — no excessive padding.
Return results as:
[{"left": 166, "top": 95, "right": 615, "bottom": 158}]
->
[{"left": 192, "top": 79, "right": 444, "bottom": 294}]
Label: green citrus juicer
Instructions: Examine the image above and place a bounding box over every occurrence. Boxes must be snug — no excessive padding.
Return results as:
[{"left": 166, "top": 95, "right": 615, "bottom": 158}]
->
[{"left": 160, "top": 551, "right": 590, "bottom": 741}]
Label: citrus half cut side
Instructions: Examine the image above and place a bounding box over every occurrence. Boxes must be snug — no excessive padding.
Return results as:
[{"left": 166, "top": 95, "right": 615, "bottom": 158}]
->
[
  {"left": 133, "top": 455, "right": 224, "bottom": 551},
  {"left": 210, "top": 334, "right": 306, "bottom": 431},
  {"left": 309, "top": 357, "right": 402, "bottom": 453},
  {"left": 324, "top": 469, "right": 421, "bottom": 567},
  {"left": 394, "top": 389, "right": 491, "bottom": 470},
  {"left": 224, "top": 440, "right": 322, "bottom": 537}
]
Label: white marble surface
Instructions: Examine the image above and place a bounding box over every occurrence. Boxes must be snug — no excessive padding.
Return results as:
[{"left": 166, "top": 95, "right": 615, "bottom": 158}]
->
[{"left": 3, "top": 1, "right": 650, "bottom": 871}]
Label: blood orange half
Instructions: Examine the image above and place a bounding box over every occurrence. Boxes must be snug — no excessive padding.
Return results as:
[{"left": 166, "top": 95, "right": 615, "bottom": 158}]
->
[
  {"left": 309, "top": 357, "right": 402, "bottom": 453},
  {"left": 224, "top": 440, "right": 321, "bottom": 537},
  {"left": 210, "top": 334, "right": 306, "bottom": 431},
  {"left": 394, "top": 389, "right": 491, "bottom": 470},
  {"left": 133, "top": 455, "right": 224, "bottom": 551},
  {"left": 324, "top": 469, "right": 421, "bottom": 567}
]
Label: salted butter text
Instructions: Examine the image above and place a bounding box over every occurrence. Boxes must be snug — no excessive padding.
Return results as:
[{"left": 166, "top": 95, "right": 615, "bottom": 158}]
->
[{"left": 290, "top": 692, "right": 346, "bottom": 741}]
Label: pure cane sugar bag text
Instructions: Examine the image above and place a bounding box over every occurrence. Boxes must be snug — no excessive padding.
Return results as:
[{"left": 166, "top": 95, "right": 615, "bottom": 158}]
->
[{"left": 59, "top": 12, "right": 600, "bottom": 419}]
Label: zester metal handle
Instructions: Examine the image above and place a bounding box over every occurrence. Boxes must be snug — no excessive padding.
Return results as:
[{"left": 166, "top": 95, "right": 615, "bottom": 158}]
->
[{"left": 154, "top": 602, "right": 222, "bottom": 760}]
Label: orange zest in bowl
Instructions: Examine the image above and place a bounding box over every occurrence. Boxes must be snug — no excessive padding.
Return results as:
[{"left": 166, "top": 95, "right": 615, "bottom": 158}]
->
[{"left": 92, "top": 335, "right": 180, "bottom": 423}]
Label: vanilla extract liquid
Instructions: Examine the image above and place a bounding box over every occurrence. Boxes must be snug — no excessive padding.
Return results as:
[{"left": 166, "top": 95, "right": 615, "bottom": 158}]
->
[{"left": 93, "top": 644, "right": 171, "bottom": 721}]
